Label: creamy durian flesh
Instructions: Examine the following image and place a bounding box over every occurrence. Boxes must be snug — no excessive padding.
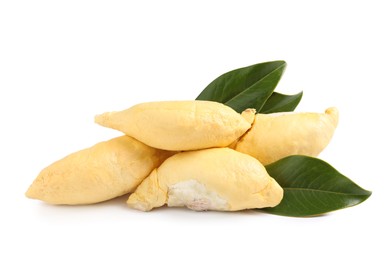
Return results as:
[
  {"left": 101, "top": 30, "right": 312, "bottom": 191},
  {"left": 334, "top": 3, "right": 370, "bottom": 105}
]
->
[
  {"left": 26, "top": 136, "right": 171, "bottom": 205},
  {"left": 235, "top": 107, "right": 339, "bottom": 165},
  {"left": 127, "top": 148, "right": 283, "bottom": 211},
  {"left": 95, "top": 100, "right": 252, "bottom": 151},
  {"left": 26, "top": 99, "right": 338, "bottom": 212}
]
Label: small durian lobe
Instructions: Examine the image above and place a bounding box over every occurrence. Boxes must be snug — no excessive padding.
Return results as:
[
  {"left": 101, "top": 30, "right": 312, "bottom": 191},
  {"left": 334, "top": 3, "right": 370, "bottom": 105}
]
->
[
  {"left": 127, "top": 148, "right": 283, "bottom": 212},
  {"left": 26, "top": 136, "right": 172, "bottom": 205},
  {"left": 95, "top": 100, "right": 252, "bottom": 151},
  {"left": 235, "top": 107, "right": 339, "bottom": 165}
]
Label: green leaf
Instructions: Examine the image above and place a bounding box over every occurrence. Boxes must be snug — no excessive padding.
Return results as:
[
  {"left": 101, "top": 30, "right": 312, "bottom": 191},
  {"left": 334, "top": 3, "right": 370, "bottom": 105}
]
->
[
  {"left": 260, "top": 91, "right": 303, "bottom": 114},
  {"left": 261, "top": 155, "right": 371, "bottom": 217},
  {"left": 196, "top": 61, "right": 287, "bottom": 113}
]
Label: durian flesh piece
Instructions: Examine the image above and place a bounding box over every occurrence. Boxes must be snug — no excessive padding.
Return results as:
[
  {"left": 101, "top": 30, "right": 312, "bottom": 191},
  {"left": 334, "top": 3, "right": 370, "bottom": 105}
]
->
[
  {"left": 235, "top": 107, "right": 339, "bottom": 165},
  {"left": 127, "top": 148, "right": 283, "bottom": 211},
  {"left": 94, "top": 100, "right": 252, "bottom": 151},
  {"left": 25, "top": 136, "right": 171, "bottom": 205}
]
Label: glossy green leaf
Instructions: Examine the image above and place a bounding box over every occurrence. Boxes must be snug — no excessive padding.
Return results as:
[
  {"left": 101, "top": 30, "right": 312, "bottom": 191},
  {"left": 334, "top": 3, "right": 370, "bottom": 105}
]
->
[
  {"left": 260, "top": 91, "right": 303, "bottom": 113},
  {"left": 196, "top": 61, "right": 286, "bottom": 113},
  {"left": 261, "top": 155, "right": 371, "bottom": 217}
]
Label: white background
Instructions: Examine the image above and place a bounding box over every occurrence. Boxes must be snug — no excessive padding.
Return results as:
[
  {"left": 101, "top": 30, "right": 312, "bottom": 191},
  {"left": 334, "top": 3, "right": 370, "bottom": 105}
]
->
[{"left": 1, "top": 1, "right": 389, "bottom": 259}]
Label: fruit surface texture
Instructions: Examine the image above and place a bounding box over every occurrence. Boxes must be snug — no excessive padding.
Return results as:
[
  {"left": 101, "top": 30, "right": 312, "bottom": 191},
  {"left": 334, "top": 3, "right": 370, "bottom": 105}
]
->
[
  {"left": 95, "top": 101, "right": 252, "bottom": 151},
  {"left": 26, "top": 136, "right": 171, "bottom": 204},
  {"left": 235, "top": 107, "right": 339, "bottom": 165},
  {"left": 127, "top": 148, "right": 283, "bottom": 211}
]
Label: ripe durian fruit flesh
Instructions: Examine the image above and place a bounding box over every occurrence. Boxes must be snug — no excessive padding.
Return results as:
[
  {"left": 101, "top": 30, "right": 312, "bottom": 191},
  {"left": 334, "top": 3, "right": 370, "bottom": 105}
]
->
[
  {"left": 127, "top": 148, "right": 283, "bottom": 211},
  {"left": 235, "top": 107, "right": 339, "bottom": 165},
  {"left": 95, "top": 101, "right": 252, "bottom": 151},
  {"left": 26, "top": 136, "right": 172, "bottom": 205}
]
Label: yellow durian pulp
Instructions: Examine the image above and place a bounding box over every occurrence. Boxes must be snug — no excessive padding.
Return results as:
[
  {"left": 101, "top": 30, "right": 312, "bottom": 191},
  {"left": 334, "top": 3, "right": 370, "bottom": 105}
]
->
[
  {"left": 235, "top": 107, "right": 339, "bottom": 165},
  {"left": 95, "top": 101, "right": 252, "bottom": 151},
  {"left": 127, "top": 148, "right": 283, "bottom": 211},
  {"left": 26, "top": 136, "right": 172, "bottom": 205}
]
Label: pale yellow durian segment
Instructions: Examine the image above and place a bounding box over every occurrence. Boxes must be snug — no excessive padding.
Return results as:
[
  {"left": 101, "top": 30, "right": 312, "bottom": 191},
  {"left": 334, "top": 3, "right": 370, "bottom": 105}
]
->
[
  {"left": 94, "top": 101, "right": 251, "bottom": 151},
  {"left": 235, "top": 107, "right": 339, "bottom": 165},
  {"left": 127, "top": 148, "right": 283, "bottom": 212},
  {"left": 26, "top": 136, "right": 172, "bottom": 205}
]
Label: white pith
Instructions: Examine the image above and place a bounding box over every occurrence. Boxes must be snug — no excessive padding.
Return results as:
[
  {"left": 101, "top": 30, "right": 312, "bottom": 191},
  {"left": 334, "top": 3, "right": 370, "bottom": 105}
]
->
[{"left": 167, "top": 179, "right": 229, "bottom": 211}]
